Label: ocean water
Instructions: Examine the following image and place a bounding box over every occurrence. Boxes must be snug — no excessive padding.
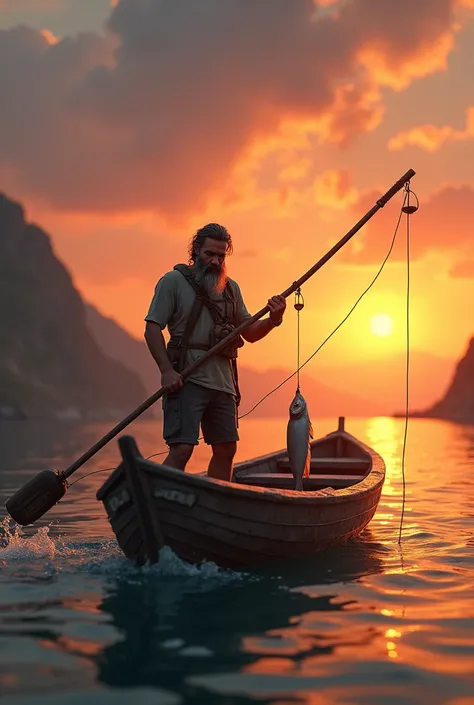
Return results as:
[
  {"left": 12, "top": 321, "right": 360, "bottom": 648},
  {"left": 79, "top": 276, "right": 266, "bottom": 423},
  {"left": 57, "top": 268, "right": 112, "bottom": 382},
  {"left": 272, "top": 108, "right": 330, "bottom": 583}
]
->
[{"left": 0, "top": 415, "right": 473, "bottom": 704}]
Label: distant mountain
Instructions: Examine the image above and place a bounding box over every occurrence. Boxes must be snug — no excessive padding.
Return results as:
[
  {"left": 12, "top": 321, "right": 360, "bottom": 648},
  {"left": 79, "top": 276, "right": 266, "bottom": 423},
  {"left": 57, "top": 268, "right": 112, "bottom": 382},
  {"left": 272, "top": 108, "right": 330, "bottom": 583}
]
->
[
  {"left": 237, "top": 365, "right": 383, "bottom": 418},
  {"left": 406, "top": 336, "right": 474, "bottom": 422},
  {"left": 85, "top": 302, "right": 160, "bottom": 395},
  {"left": 0, "top": 193, "right": 148, "bottom": 419},
  {"left": 85, "top": 303, "right": 382, "bottom": 418}
]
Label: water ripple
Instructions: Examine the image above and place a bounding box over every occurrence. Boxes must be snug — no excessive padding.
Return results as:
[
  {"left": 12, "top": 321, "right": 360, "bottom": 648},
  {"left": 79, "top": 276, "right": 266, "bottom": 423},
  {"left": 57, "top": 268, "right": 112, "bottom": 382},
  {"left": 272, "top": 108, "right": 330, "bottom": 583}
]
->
[{"left": 0, "top": 417, "right": 474, "bottom": 704}]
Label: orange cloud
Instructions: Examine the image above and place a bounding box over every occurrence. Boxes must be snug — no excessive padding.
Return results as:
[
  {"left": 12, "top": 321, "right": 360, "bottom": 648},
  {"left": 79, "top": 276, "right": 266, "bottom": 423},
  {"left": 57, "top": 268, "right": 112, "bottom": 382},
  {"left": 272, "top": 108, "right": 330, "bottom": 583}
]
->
[
  {"left": 358, "top": 31, "right": 454, "bottom": 91},
  {"left": 388, "top": 106, "right": 474, "bottom": 151},
  {"left": 315, "top": 81, "right": 385, "bottom": 147},
  {"left": 314, "top": 169, "right": 359, "bottom": 210},
  {"left": 449, "top": 260, "right": 474, "bottom": 278},
  {"left": 39, "top": 28, "right": 60, "bottom": 44},
  {"left": 0, "top": 0, "right": 465, "bottom": 218},
  {"left": 341, "top": 183, "right": 474, "bottom": 264}
]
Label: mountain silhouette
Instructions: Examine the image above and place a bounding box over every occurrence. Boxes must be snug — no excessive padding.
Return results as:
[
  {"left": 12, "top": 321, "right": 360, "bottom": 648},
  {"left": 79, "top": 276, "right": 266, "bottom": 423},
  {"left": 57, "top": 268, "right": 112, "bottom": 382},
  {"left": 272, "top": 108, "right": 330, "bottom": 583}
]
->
[
  {"left": 0, "top": 193, "right": 147, "bottom": 419},
  {"left": 404, "top": 336, "right": 474, "bottom": 422}
]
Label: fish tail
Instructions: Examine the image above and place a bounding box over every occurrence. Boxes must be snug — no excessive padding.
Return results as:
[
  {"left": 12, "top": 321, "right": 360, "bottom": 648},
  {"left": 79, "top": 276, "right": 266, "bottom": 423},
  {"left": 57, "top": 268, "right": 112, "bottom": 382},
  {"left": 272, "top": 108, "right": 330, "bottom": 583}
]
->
[{"left": 294, "top": 478, "right": 304, "bottom": 491}]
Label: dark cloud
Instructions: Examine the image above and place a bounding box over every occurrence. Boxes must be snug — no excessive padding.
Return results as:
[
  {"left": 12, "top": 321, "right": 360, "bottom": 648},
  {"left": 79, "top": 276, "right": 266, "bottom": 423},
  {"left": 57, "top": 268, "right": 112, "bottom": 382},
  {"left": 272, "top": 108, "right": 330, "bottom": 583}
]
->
[
  {"left": 0, "top": 1, "right": 112, "bottom": 36},
  {"left": 0, "top": 0, "right": 462, "bottom": 216}
]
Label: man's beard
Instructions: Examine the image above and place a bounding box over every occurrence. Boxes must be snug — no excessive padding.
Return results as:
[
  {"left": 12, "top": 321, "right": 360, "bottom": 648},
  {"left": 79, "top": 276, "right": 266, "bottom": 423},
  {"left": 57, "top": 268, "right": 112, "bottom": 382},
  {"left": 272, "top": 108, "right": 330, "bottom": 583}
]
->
[{"left": 194, "top": 257, "right": 228, "bottom": 296}]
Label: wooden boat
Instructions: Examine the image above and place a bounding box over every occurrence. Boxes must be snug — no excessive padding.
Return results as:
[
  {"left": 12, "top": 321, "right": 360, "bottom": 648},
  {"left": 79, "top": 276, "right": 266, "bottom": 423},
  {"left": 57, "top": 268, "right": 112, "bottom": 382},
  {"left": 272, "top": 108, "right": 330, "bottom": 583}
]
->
[{"left": 96, "top": 417, "right": 385, "bottom": 569}]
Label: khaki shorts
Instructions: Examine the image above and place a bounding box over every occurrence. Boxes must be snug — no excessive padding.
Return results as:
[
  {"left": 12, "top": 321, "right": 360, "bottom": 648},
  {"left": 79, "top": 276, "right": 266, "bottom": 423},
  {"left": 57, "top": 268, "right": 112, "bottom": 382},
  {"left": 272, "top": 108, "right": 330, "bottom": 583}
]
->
[{"left": 162, "top": 381, "right": 239, "bottom": 446}]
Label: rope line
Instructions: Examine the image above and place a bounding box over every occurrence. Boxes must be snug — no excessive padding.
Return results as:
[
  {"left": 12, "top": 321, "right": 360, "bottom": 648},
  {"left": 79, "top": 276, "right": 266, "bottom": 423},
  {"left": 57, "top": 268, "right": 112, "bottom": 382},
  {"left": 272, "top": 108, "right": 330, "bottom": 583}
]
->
[{"left": 398, "top": 182, "right": 417, "bottom": 543}]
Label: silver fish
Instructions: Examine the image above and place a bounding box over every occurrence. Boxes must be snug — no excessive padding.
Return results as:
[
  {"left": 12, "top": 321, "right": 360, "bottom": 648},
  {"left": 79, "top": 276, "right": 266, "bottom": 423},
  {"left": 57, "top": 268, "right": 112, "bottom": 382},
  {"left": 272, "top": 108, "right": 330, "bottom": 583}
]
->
[{"left": 287, "top": 389, "right": 313, "bottom": 491}]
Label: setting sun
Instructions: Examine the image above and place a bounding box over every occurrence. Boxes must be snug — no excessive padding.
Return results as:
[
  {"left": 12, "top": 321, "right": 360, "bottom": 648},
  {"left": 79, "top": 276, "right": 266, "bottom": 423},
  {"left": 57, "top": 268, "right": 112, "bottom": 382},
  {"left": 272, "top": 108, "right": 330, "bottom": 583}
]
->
[{"left": 370, "top": 314, "right": 394, "bottom": 337}]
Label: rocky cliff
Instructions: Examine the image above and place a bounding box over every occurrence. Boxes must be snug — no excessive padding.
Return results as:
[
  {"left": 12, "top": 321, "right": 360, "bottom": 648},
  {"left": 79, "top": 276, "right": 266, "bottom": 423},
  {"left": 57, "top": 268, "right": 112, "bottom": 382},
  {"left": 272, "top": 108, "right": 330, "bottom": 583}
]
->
[
  {"left": 409, "top": 336, "right": 474, "bottom": 422},
  {"left": 0, "top": 193, "right": 148, "bottom": 419}
]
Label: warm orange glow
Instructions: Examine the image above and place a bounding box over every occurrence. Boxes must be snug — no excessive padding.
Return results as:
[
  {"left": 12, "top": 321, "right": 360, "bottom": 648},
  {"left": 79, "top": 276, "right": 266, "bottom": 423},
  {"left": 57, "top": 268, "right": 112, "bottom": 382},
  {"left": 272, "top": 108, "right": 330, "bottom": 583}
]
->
[
  {"left": 3, "top": 1, "right": 473, "bottom": 422},
  {"left": 370, "top": 314, "right": 394, "bottom": 337},
  {"left": 56, "top": 636, "right": 104, "bottom": 657},
  {"left": 314, "top": 170, "right": 359, "bottom": 210},
  {"left": 40, "top": 28, "right": 60, "bottom": 45},
  {"left": 358, "top": 31, "right": 455, "bottom": 90},
  {"left": 389, "top": 124, "right": 454, "bottom": 152},
  {"left": 31, "top": 188, "right": 465, "bottom": 417},
  {"left": 244, "top": 657, "right": 295, "bottom": 674},
  {"left": 386, "top": 629, "right": 402, "bottom": 639},
  {"left": 388, "top": 107, "right": 474, "bottom": 152}
]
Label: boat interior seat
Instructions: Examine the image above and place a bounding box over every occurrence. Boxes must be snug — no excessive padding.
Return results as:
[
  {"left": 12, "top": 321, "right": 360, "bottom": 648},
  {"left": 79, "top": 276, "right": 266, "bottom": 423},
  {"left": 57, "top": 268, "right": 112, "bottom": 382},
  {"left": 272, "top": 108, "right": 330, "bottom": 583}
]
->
[
  {"left": 276, "top": 457, "right": 369, "bottom": 474},
  {"left": 234, "top": 473, "right": 367, "bottom": 490}
]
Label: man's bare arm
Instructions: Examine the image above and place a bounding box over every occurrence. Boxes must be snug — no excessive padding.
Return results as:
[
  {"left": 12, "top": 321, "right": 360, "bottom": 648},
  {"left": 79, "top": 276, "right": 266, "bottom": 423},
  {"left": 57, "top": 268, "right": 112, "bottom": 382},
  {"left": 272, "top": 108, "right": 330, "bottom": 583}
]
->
[
  {"left": 241, "top": 295, "right": 286, "bottom": 344},
  {"left": 242, "top": 318, "right": 279, "bottom": 343},
  {"left": 144, "top": 321, "right": 183, "bottom": 391}
]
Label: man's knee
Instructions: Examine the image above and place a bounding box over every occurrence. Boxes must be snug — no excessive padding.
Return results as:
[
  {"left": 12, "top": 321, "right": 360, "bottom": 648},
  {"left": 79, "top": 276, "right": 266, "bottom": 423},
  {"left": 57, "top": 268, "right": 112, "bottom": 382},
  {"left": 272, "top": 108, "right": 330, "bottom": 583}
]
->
[
  {"left": 211, "top": 441, "right": 237, "bottom": 460},
  {"left": 167, "top": 443, "right": 194, "bottom": 468}
]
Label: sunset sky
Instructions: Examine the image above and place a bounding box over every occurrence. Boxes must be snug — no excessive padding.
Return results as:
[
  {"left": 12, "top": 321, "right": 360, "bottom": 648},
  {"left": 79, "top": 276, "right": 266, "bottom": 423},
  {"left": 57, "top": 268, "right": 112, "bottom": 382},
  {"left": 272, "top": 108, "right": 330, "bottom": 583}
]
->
[{"left": 1, "top": 0, "right": 474, "bottom": 402}]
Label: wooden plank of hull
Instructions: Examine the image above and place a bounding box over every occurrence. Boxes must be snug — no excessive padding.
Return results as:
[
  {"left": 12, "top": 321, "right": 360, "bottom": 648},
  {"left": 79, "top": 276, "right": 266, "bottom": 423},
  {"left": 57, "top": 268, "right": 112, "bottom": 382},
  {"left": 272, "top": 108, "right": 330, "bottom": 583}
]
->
[
  {"left": 96, "top": 425, "right": 386, "bottom": 568},
  {"left": 140, "top": 448, "right": 384, "bottom": 530},
  {"left": 97, "top": 462, "right": 149, "bottom": 565},
  {"left": 152, "top": 496, "right": 381, "bottom": 569},
  {"left": 239, "top": 473, "right": 367, "bottom": 489},
  {"left": 154, "top": 499, "right": 379, "bottom": 559},
  {"left": 276, "top": 457, "right": 369, "bottom": 474},
  {"left": 108, "top": 505, "right": 145, "bottom": 563},
  {"left": 101, "top": 476, "right": 381, "bottom": 566},
  {"left": 146, "top": 471, "right": 383, "bottom": 542},
  {"left": 232, "top": 429, "right": 371, "bottom": 476}
]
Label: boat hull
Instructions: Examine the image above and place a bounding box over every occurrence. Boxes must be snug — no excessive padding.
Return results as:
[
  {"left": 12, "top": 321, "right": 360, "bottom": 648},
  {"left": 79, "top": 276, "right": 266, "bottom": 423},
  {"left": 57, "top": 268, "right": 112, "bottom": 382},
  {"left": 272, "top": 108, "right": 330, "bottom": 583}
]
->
[{"left": 97, "top": 423, "right": 386, "bottom": 569}]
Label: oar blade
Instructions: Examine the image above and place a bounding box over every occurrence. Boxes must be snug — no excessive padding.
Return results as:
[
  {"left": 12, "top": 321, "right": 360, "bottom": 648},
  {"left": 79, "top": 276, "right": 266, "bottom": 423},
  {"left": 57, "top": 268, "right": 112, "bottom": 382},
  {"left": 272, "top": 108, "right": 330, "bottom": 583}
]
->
[{"left": 5, "top": 470, "right": 67, "bottom": 525}]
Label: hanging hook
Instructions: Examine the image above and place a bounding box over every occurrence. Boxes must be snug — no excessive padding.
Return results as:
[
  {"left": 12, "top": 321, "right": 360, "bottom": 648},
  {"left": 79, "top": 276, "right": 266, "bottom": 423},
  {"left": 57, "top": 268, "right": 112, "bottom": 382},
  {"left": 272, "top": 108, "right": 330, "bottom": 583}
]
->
[
  {"left": 402, "top": 181, "right": 419, "bottom": 215},
  {"left": 294, "top": 287, "right": 304, "bottom": 311}
]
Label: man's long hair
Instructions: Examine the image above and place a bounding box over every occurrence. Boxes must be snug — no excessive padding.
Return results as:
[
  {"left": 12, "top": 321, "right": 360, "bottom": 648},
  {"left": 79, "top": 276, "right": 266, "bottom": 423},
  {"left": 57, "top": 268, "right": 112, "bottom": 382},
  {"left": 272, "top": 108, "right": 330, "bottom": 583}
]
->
[{"left": 188, "top": 223, "right": 233, "bottom": 264}]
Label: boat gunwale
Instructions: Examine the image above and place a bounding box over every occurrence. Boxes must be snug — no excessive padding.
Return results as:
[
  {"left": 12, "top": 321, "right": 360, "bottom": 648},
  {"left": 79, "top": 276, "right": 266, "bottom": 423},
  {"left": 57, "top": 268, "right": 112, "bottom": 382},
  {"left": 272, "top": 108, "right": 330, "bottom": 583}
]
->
[{"left": 97, "top": 430, "right": 385, "bottom": 506}]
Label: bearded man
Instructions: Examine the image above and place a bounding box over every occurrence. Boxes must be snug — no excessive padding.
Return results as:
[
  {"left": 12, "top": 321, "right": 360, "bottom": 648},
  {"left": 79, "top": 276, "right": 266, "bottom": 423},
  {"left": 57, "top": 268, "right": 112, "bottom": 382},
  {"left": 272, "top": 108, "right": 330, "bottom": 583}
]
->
[{"left": 144, "top": 223, "right": 286, "bottom": 481}]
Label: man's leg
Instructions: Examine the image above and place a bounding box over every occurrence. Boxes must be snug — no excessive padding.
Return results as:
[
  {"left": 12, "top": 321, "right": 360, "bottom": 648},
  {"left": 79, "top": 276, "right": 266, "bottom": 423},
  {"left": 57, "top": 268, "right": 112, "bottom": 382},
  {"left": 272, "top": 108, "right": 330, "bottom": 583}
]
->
[
  {"left": 161, "top": 382, "right": 207, "bottom": 470},
  {"left": 163, "top": 444, "right": 194, "bottom": 470},
  {"left": 208, "top": 441, "right": 237, "bottom": 481},
  {"left": 202, "top": 390, "right": 239, "bottom": 481}
]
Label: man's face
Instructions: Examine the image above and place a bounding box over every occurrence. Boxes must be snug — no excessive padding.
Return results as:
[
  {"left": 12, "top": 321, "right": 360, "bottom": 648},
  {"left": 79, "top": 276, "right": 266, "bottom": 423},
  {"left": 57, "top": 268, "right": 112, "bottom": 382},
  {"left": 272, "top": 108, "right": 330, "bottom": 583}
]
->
[
  {"left": 195, "top": 237, "right": 228, "bottom": 294},
  {"left": 197, "top": 238, "right": 227, "bottom": 271}
]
